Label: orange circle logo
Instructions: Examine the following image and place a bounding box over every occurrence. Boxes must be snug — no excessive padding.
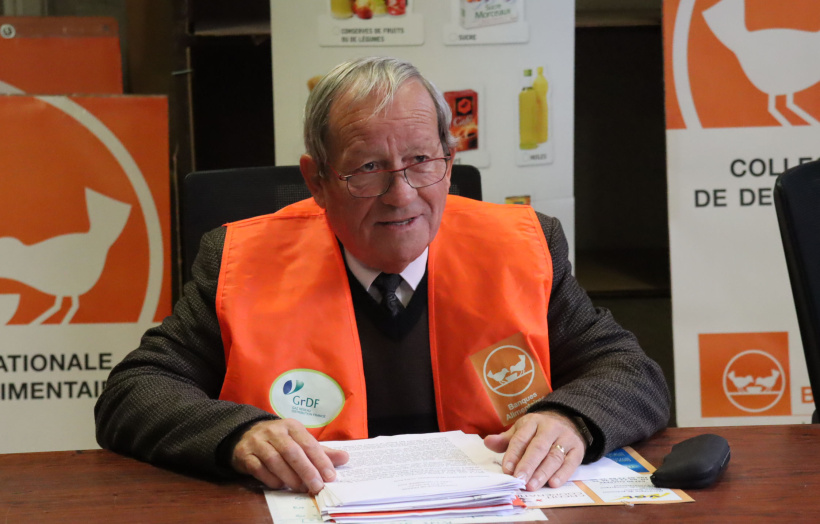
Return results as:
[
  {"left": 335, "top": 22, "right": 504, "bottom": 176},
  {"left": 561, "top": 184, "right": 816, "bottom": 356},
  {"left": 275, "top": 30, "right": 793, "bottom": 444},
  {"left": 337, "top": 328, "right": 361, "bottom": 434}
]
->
[
  {"left": 482, "top": 345, "right": 534, "bottom": 397},
  {"left": 722, "top": 349, "right": 786, "bottom": 413}
]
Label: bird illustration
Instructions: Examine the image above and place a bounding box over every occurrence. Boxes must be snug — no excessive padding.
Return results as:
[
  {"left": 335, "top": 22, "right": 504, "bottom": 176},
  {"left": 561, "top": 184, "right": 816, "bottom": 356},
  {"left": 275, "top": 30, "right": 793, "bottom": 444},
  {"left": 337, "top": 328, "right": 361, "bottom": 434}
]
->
[
  {"left": 703, "top": 0, "right": 820, "bottom": 126},
  {"left": 755, "top": 369, "right": 781, "bottom": 391},
  {"left": 727, "top": 370, "right": 754, "bottom": 391},
  {"left": 0, "top": 188, "right": 131, "bottom": 325},
  {"left": 487, "top": 368, "right": 509, "bottom": 384},
  {"left": 509, "top": 354, "right": 527, "bottom": 374}
]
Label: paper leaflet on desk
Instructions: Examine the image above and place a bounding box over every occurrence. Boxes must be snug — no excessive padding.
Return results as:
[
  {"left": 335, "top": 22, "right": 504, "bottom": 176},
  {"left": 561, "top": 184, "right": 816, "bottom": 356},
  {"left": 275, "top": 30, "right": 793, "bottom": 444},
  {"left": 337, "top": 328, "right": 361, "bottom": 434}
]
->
[{"left": 518, "top": 446, "right": 695, "bottom": 509}]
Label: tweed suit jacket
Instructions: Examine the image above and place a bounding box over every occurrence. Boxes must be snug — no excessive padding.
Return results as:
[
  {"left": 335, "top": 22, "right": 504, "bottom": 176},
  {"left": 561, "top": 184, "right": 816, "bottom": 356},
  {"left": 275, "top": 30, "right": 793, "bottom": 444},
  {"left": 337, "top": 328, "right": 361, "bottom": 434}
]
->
[{"left": 95, "top": 212, "right": 670, "bottom": 479}]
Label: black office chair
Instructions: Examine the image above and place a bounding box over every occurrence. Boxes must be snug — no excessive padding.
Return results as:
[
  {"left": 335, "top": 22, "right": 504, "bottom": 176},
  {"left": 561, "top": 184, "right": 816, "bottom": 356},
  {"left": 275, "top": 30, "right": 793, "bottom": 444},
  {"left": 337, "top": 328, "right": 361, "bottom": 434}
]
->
[
  {"left": 182, "top": 164, "right": 482, "bottom": 282},
  {"left": 774, "top": 159, "right": 820, "bottom": 423}
]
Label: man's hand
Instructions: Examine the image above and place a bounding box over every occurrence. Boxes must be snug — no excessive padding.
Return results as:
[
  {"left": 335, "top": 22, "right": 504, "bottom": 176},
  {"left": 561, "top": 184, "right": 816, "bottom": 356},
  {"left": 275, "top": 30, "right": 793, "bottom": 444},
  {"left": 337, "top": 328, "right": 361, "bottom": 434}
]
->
[
  {"left": 231, "top": 419, "right": 349, "bottom": 493},
  {"left": 484, "top": 411, "right": 586, "bottom": 491}
]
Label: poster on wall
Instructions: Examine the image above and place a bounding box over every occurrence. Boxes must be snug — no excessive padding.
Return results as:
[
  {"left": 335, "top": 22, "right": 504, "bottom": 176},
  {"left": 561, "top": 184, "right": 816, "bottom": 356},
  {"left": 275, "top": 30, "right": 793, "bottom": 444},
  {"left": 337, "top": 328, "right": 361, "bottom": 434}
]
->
[
  {"left": 442, "top": 0, "right": 529, "bottom": 45},
  {"left": 0, "top": 95, "right": 171, "bottom": 453},
  {"left": 663, "top": 0, "right": 819, "bottom": 426},
  {"left": 271, "top": 0, "right": 577, "bottom": 260}
]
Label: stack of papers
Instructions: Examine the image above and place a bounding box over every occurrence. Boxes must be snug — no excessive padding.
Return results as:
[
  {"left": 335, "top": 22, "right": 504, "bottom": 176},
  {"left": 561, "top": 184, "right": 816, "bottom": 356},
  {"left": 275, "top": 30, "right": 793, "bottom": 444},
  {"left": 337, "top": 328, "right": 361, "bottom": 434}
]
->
[{"left": 314, "top": 431, "right": 526, "bottom": 522}]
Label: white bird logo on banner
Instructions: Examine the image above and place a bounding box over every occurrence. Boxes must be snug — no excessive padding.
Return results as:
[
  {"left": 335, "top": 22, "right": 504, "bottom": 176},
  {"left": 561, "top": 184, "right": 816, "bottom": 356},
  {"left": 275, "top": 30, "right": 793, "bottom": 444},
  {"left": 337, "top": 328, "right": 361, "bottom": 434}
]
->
[
  {"left": 0, "top": 188, "right": 131, "bottom": 325},
  {"left": 703, "top": 0, "right": 820, "bottom": 126}
]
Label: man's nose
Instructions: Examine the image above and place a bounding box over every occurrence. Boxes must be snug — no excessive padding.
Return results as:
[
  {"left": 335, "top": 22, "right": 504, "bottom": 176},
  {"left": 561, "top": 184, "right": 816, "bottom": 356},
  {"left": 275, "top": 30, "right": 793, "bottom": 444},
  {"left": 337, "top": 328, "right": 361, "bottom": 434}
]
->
[{"left": 380, "top": 171, "right": 417, "bottom": 205}]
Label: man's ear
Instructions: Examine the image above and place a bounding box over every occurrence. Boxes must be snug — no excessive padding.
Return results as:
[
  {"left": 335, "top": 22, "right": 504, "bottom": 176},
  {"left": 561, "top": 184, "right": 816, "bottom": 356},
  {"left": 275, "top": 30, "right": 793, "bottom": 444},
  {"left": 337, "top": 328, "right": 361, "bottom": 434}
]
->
[{"left": 300, "top": 154, "right": 327, "bottom": 209}]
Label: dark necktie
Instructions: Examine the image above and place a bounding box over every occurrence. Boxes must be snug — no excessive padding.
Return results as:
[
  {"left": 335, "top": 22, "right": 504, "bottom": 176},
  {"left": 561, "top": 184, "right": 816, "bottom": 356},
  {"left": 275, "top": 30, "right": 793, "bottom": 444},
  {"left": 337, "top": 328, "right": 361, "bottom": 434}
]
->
[{"left": 373, "top": 272, "right": 405, "bottom": 317}]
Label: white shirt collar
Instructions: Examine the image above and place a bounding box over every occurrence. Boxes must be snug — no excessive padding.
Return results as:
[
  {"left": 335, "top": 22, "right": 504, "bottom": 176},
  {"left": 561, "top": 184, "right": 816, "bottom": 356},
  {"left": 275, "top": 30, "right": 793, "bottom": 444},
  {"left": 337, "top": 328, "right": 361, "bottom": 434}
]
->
[{"left": 344, "top": 247, "right": 428, "bottom": 294}]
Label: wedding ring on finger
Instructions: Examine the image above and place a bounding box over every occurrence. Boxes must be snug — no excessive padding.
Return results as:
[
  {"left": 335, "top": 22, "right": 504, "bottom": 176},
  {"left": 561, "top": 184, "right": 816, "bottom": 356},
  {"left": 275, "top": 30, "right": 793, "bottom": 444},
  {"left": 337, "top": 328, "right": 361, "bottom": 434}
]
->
[{"left": 552, "top": 443, "right": 566, "bottom": 456}]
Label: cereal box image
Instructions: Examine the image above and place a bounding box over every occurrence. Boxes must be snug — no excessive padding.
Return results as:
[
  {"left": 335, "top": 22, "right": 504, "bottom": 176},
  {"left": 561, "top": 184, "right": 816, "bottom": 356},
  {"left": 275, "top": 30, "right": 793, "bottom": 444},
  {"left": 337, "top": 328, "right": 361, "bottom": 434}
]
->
[{"left": 444, "top": 89, "right": 478, "bottom": 152}]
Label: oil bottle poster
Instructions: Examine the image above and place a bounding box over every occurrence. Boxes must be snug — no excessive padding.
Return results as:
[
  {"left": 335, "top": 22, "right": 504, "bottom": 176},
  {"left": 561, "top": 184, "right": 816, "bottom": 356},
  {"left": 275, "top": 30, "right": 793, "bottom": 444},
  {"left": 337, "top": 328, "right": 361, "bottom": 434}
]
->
[
  {"left": 516, "top": 65, "right": 553, "bottom": 167},
  {"left": 663, "top": 0, "right": 819, "bottom": 427}
]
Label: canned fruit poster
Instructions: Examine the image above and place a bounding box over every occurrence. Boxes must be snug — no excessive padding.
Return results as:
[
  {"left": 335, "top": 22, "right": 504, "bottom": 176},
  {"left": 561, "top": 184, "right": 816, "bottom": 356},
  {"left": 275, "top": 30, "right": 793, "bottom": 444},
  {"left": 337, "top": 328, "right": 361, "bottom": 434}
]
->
[{"left": 319, "top": 0, "right": 424, "bottom": 46}]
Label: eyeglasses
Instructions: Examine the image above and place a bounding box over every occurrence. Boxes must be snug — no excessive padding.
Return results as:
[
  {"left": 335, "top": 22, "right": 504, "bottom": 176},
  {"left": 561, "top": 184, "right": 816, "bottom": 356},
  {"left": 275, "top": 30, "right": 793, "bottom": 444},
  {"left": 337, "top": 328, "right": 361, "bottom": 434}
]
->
[{"left": 328, "top": 157, "right": 452, "bottom": 198}]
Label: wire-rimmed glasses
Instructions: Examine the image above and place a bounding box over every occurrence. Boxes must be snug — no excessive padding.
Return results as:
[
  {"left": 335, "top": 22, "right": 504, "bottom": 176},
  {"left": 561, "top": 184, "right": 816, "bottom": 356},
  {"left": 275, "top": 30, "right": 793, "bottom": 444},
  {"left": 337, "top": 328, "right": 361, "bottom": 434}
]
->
[{"left": 328, "top": 157, "right": 452, "bottom": 198}]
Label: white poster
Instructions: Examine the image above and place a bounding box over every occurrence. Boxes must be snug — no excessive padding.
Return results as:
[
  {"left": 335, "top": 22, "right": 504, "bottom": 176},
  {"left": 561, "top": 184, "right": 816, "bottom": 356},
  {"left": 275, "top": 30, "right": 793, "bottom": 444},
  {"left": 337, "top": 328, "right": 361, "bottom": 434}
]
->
[
  {"left": 271, "top": 0, "right": 576, "bottom": 262},
  {"left": 664, "top": 0, "right": 820, "bottom": 426}
]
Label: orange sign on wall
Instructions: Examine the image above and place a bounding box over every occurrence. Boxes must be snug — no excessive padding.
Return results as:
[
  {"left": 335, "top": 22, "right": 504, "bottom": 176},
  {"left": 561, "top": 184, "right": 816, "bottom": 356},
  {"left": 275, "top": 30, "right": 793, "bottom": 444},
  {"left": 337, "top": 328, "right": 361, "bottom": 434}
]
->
[
  {"left": 0, "top": 16, "right": 122, "bottom": 95},
  {"left": 0, "top": 96, "right": 171, "bottom": 324},
  {"left": 700, "top": 332, "right": 791, "bottom": 417},
  {"left": 664, "top": 0, "right": 820, "bottom": 129}
]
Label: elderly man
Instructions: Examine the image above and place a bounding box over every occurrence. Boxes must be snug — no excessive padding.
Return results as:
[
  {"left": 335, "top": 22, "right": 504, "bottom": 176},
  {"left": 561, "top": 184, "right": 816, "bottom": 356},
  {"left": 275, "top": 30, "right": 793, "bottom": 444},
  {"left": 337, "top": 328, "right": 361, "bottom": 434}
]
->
[{"left": 95, "top": 56, "right": 669, "bottom": 494}]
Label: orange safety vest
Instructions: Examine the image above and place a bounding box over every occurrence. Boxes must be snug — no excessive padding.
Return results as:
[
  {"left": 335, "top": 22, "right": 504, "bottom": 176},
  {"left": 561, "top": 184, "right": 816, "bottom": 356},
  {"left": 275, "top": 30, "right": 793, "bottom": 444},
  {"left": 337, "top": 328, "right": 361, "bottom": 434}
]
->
[{"left": 217, "top": 195, "right": 554, "bottom": 441}]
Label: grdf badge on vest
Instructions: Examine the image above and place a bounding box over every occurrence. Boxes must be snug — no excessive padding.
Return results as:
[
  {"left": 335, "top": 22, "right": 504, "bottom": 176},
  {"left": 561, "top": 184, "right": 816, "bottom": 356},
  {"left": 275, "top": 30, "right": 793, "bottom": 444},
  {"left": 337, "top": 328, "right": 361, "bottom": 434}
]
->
[
  {"left": 469, "top": 332, "right": 551, "bottom": 425},
  {"left": 269, "top": 369, "right": 345, "bottom": 427}
]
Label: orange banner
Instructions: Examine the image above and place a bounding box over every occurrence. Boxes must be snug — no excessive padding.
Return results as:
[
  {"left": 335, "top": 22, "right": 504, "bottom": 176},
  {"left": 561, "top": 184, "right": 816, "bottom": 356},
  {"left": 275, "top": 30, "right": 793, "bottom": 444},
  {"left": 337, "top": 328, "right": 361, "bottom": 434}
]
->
[{"left": 0, "top": 17, "right": 122, "bottom": 94}]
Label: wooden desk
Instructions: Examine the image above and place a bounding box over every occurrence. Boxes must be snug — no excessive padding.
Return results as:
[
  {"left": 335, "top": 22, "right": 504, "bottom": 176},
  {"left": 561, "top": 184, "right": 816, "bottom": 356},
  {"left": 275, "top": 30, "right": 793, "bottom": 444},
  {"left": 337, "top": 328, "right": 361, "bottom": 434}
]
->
[{"left": 2, "top": 425, "right": 819, "bottom": 523}]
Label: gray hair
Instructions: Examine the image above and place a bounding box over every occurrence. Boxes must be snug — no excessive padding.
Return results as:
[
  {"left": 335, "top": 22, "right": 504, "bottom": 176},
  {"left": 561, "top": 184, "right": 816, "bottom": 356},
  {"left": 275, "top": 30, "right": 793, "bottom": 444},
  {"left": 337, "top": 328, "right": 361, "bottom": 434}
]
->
[{"left": 303, "top": 56, "right": 456, "bottom": 176}]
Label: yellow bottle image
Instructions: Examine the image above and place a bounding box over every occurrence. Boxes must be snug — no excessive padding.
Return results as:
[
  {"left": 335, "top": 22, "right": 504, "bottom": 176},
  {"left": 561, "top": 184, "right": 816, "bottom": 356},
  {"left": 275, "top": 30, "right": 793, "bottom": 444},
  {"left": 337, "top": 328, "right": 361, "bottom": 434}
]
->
[
  {"left": 533, "top": 66, "right": 549, "bottom": 143},
  {"left": 519, "top": 70, "right": 538, "bottom": 150}
]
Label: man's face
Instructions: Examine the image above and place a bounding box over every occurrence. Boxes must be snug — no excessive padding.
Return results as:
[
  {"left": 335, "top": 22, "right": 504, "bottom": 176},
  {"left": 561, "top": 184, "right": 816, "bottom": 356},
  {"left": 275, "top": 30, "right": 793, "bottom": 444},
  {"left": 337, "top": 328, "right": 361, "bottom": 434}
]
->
[{"left": 301, "top": 80, "right": 451, "bottom": 274}]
